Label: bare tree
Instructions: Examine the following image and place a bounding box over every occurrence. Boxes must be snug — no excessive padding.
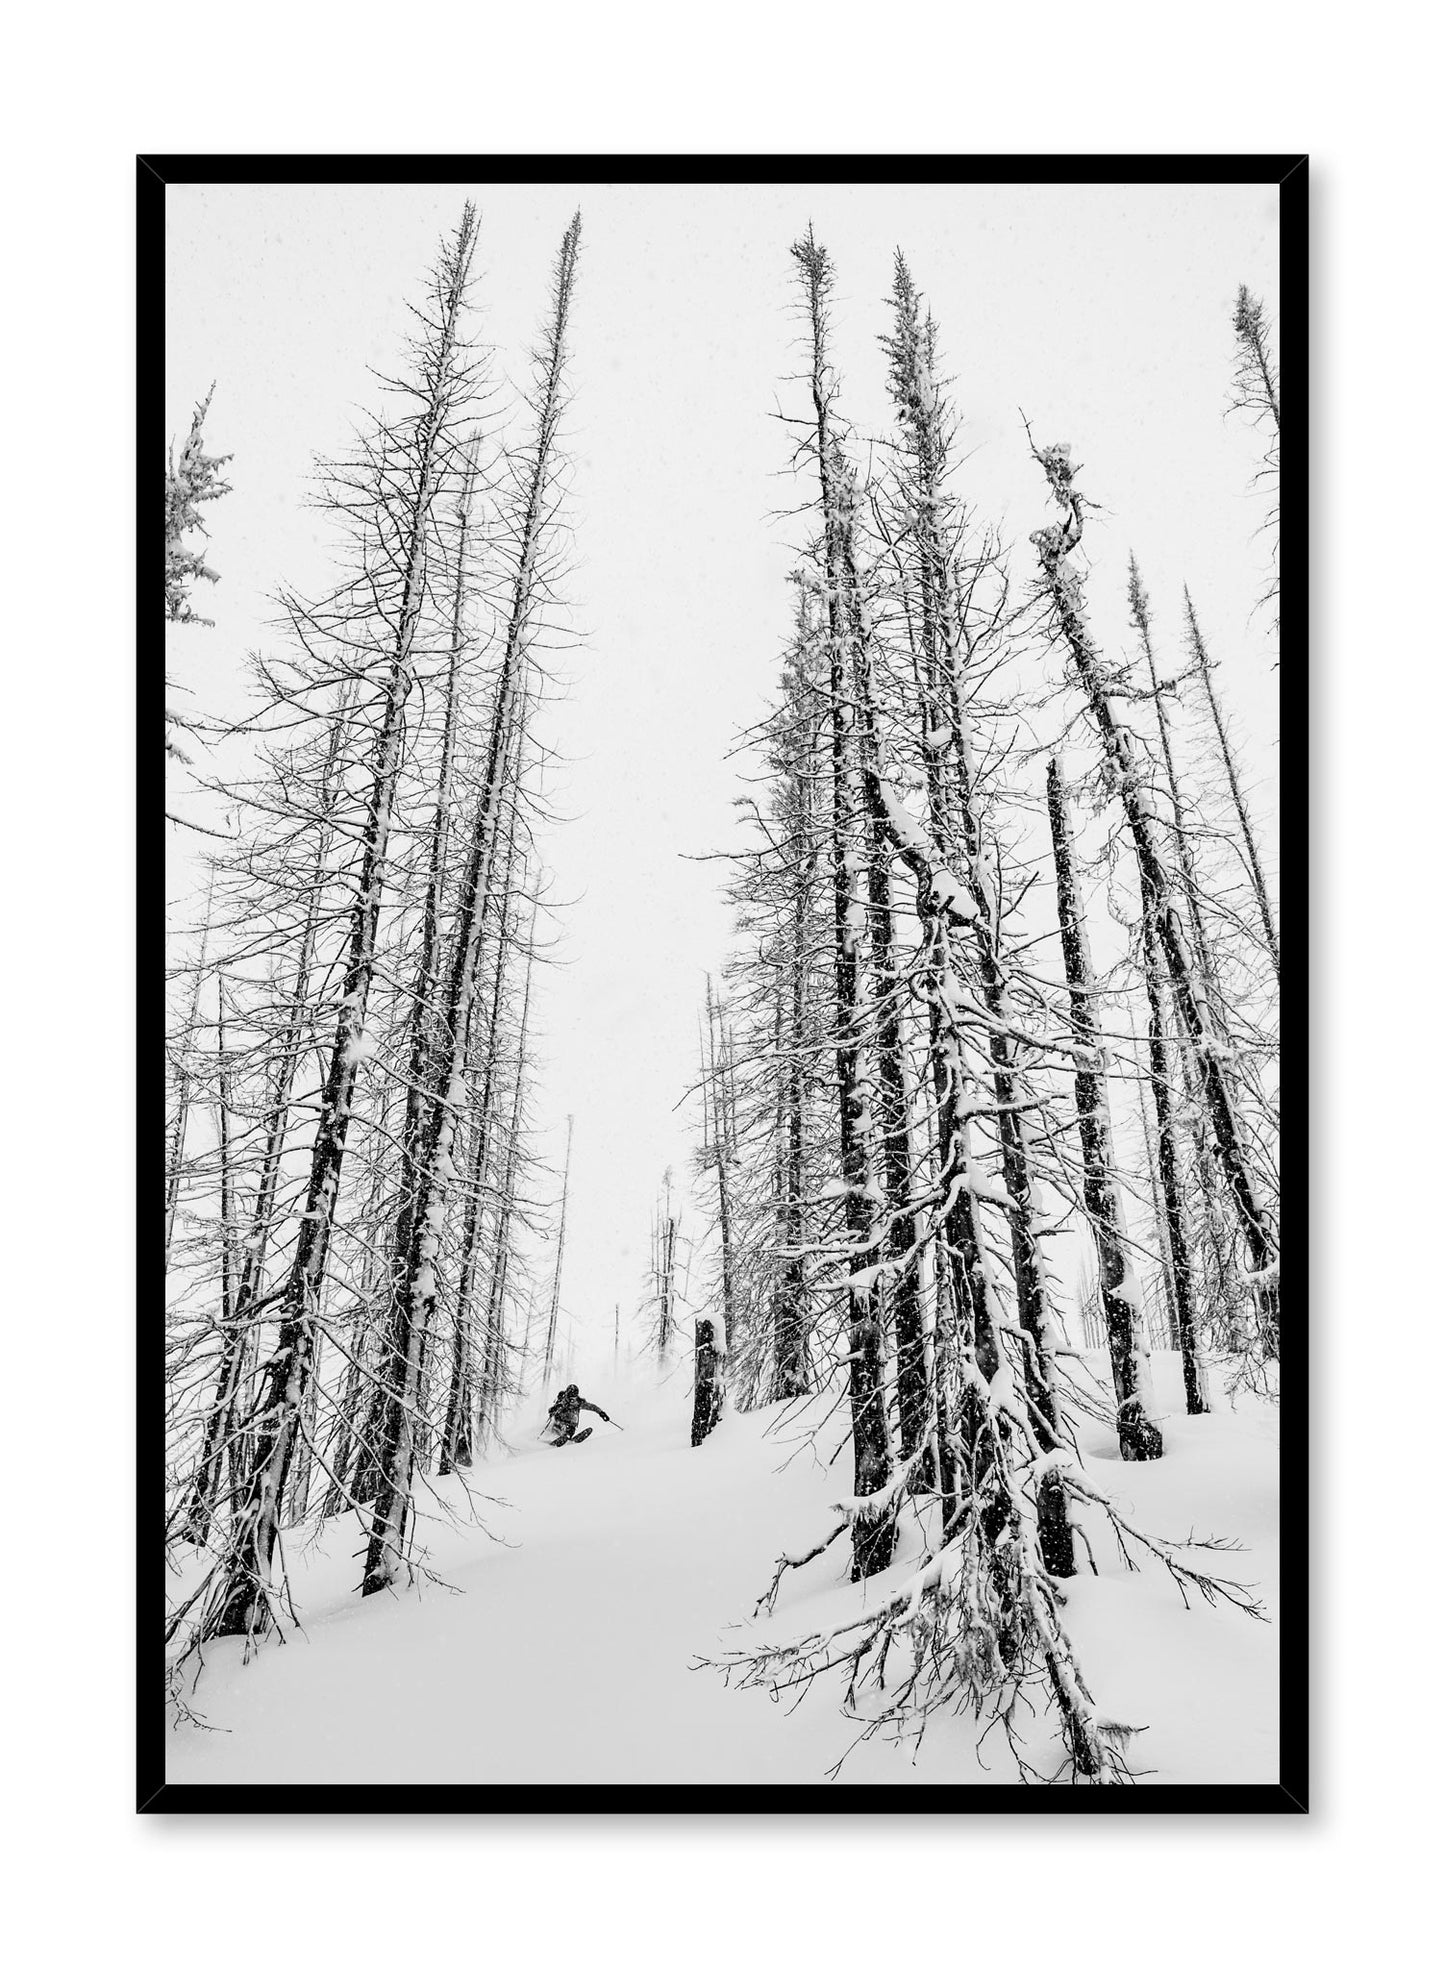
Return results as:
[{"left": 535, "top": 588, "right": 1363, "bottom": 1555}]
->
[
  {"left": 1126, "top": 558, "right": 1255, "bottom": 1354},
  {"left": 1028, "top": 439, "right": 1279, "bottom": 1344},
  {"left": 360, "top": 214, "right": 582, "bottom": 1599},
  {"left": 190, "top": 206, "right": 483, "bottom": 1644},
  {"left": 1228, "top": 284, "right": 1280, "bottom": 643},
  {"left": 873, "top": 252, "right": 1075, "bottom": 1565}
]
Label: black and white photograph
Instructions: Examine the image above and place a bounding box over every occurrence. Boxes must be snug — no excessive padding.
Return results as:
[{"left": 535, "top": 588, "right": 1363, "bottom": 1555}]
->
[{"left": 152, "top": 157, "right": 1299, "bottom": 1808}]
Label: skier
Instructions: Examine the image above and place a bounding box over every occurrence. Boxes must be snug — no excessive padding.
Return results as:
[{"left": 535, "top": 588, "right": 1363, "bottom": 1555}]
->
[{"left": 544, "top": 1383, "right": 611, "bottom": 1447}]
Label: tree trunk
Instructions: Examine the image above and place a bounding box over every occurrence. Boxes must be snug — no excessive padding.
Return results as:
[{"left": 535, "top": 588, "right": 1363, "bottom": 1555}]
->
[
  {"left": 165, "top": 886, "right": 213, "bottom": 1268},
  {"left": 287, "top": 1332, "right": 322, "bottom": 1528},
  {"left": 391, "top": 447, "right": 478, "bottom": 1294},
  {"left": 543, "top": 1115, "right": 574, "bottom": 1381},
  {"left": 438, "top": 1103, "right": 488, "bottom": 1474},
  {"left": 1129, "top": 1003, "right": 1180, "bottom": 1349},
  {"left": 654, "top": 1186, "right": 677, "bottom": 1361},
  {"left": 773, "top": 693, "right": 816, "bottom": 1401},
  {"left": 438, "top": 696, "right": 528, "bottom": 1473},
  {"left": 181, "top": 978, "right": 239, "bottom": 1542},
  {"left": 1142, "top": 912, "right": 1208, "bottom": 1414},
  {"left": 1127, "top": 562, "right": 1232, "bottom": 1038},
  {"left": 478, "top": 935, "right": 536, "bottom": 1445},
  {"left": 794, "top": 231, "right": 894, "bottom": 1580},
  {"left": 691, "top": 1318, "right": 724, "bottom": 1446},
  {"left": 1046, "top": 759, "right": 1164, "bottom": 1462},
  {"left": 1185, "top": 589, "right": 1280, "bottom": 984},
  {"left": 704, "top": 977, "right": 737, "bottom": 1356}
]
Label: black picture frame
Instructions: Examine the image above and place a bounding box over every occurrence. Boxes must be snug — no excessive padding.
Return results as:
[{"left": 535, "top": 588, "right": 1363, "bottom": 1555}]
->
[{"left": 143, "top": 152, "right": 1306, "bottom": 1816}]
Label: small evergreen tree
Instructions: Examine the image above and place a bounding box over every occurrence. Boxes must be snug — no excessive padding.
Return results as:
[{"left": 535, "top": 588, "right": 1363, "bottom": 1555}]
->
[{"left": 164, "top": 384, "right": 232, "bottom": 759}]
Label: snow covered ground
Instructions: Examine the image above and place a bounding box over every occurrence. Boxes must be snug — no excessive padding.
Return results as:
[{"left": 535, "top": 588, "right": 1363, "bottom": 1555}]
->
[{"left": 167, "top": 1354, "right": 1278, "bottom": 1787}]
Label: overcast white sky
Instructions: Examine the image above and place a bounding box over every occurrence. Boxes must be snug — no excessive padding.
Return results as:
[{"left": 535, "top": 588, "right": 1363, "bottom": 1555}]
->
[{"left": 166, "top": 177, "right": 1279, "bottom": 1356}]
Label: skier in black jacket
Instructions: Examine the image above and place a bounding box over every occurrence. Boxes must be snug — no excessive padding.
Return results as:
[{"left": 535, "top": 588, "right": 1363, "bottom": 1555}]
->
[{"left": 545, "top": 1384, "right": 610, "bottom": 1447}]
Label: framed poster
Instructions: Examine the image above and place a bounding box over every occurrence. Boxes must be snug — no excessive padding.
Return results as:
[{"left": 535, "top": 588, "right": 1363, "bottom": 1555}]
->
[{"left": 148, "top": 154, "right": 1302, "bottom": 1812}]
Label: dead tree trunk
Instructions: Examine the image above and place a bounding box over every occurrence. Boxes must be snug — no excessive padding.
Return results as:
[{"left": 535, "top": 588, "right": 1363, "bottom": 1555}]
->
[
  {"left": 286, "top": 1333, "right": 322, "bottom": 1528},
  {"left": 772, "top": 634, "right": 817, "bottom": 1401},
  {"left": 181, "top": 979, "right": 238, "bottom": 1542},
  {"left": 866, "top": 790, "right": 925, "bottom": 1464},
  {"left": 830, "top": 484, "right": 924, "bottom": 1475},
  {"left": 438, "top": 1103, "right": 488, "bottom": 1475},
  {"left": 794, "top": 230, "right": 894, "bottom": 1579},
  {"left": 165, "top": 885, "right": 213, "bottom": 1268},
  {"left": 392, "top": 447, "right": 479, "bottom": 1277},
  {"left": 972, "top": 933, "right": 1077, "bottom": 1561},
  {"left": 704, "top": 977, "right": 738, "bottom": 1357},
  {"left": 477, "top": 933, "right": 536, "bottom": 1446},
  {"left": 653, "top": 1173, "right": 678, "bottom": 1362},
  {"left": 1046, "top": 759, "right": 1164, "bottom": 1461},
  {"left": 1126, "top": 993, "right": 1178, "bottom": 1352},
  {"left": 1126, "top": 563, "right": 1229, "bottom": 1020},
  {"left": 691, "top": 1317, "right": 724, "bottom": 1446},
  {"left": 1142, "top": 912, "right": 1208, "bottom": 1413},
  {"left": 377, "top": 454, "right": 484, "bottom": 1485},
  {"left": 543, "top": 1115, "right": 574, "bottom": 1381},
  {"left": 945, "top": 694, "right": 1077, "bottom": 1568},
  {"left": 215, "top": 980, "right": 238, "bottom": 1348},
  {"left": 1132, "top": 1039, "right": 1179, "bottom": 1351},
  {"left": 438, "top": 701, "right": 528, "bottom": 1473},
  {"left": 1185, "top": 588, "right": 1280, "bottom": 985}
]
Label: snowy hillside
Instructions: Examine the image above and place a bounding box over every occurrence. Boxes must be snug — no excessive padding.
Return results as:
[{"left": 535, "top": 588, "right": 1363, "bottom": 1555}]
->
[
  {"left": 168, "top": 1353, "right": 1277, "bottom": 1787},
  {"left": 162, "top": 188, "right": 1285, "bottom": 1798}
]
